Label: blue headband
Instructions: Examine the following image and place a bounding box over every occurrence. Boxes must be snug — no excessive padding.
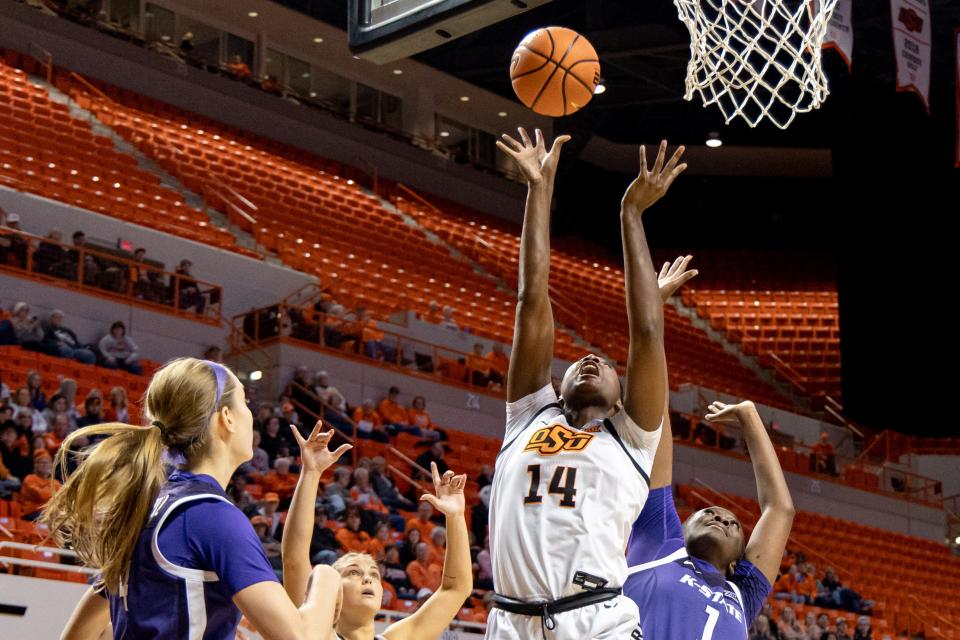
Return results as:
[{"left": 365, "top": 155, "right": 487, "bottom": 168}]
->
[{"left": 203, "top": 360, "right": 227, "bottom": 406}]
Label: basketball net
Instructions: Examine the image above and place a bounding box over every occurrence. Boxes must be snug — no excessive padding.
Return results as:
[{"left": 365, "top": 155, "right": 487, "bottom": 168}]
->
[{"left": 675, "top": 0, "right": 839, "bottom": 129}]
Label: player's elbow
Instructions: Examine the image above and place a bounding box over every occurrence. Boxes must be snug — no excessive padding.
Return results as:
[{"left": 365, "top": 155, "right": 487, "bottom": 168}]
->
[{"left": 768, "top": 501, "right": 796, "bottom": 522}]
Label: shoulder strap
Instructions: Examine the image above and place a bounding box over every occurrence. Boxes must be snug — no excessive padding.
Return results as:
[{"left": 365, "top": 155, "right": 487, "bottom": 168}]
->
[{"left": 603, "top": 419, "right": 650, "bottom": 487}]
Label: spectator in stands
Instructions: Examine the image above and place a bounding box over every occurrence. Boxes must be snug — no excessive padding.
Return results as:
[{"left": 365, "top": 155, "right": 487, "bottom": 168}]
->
[
  {"left": 179, "top": 31, "right": 194, "bottom": 58},
  {"left": 203, "top": 345, "right": 223, "bottom": 363},
  {"left": 366, "top": 522, "right": 392, "bottom": 561},
  {"left": 0, "top": 452, "right": 20, "bottom": 498},
  {"left": 325, "top": 466, "right": 351, "bottom": 516},
  {"left": 169, "top": 259, "right": 206, "bottom": 314},
  {"left": 383, "top": 545, "right": 413, "bottom": 596},
  {"left": 752, "top": 615, "right": 778, "bottom": 640},
  {"left": 359, "top": 309, "right": 394, "bottom": 363},
  {"left": 778, "top": 606, "right": 805, "bottom": 640},
  {"left": 804, "top": 613, "right": 823, "bottom": 640},
  {"left": 42, "top": 394, "right": 75, "bottom": 431},
  {"left": 440, "top": 305, "right": 458, "bottom": 330},
  {"left": 370, "top": 455, "right": 417, "bottom": 512},
  {"left": 812, "top": 432, "right": 838, "bottom": 475},
  {"left": 43, "top": 309, "right": 96, "bottom": 364},
  {"left": 260, "top": 74, "right": 282, "bottom": 95},
  {"left": 414, "top": 441, "right": 450, "bottom": 480},
  {"left": 817, "top": 567, "right": 871, "bottom": 614},
  {"left": 471, "top": 484, "right": 490, "bottom": 545},
  {"left": 21, "top": 449, "right": 60, "bottom": 519},
  {"left": 10, "top": 302, "right": 44, "bottom": 351},
  {"left": 250, "top": 515, "right": 283, "bottom": 579},
  {"left": 476, "top": 463, "right": 493, "bottom": 489},
  {"left": 11, "top": 387, "right": 46, "bottom": 433},
  {"left": 286, "top": 366, "right": 319, "bottom": 418},
  {"left": 853, "top": 616, "right": 871, "bottom": 640},
  {"left": 817, "top": 614, "right": 830, "bottom": 636},
  {"left": 313, "top": 370, "right": 346, "bottom": 412},
  {"left": 466, "top": 342, "right": 490, "bottom": 387},
  {"left": 336, "top": 508, "right": 373, "bottom": 553},
  {"left": 408, "top": 395, "right": 442, "bottom": 440},
  {"left": 77, "top": 391, "right": 104, "bottom": 429},
  {"left": 427, "top": 526, "right": 446, "bottom": 566},
  {"left": 256, "top": 492, "right": 285, "bottom": 541},
  {"left": 775, "top": 564, "right": 808, "bottom": 604},
  {"left": 130, "top": 247, "right": 166, "bottom": 303},
  {"left": 406, "top": 541, "right": 443, "bottom": 592},
  {"left": 43, "top": 413, "right": 71, "bottom": 455},
  {"left": 308, "top": 506, "right": 341, "bottom": 565},
  {"left": 406, "top": 500, "right": 437, "bottom": 541},
  {"left": 0, "top": 422, "right": 30, "bottom": 480},
  {"left": 400, "top": 527, "right": 422, "bottom": 566},
  {"left": 99, "top": 321, "right": 143, "bottom": 374},
  {"left": 475, "top": 533, "right": 493, "bottom": 590},
  {"left": 263, "top": 456, "right": 299, "bottom": 501},
  {"left": 422, "top": 300, "right": 442, "bottom": 324},
  {"left": 486, "top": 342, "right": 509, "bottom": 387},
  {"left": 226, "top": 54, "right": 252, "bottom": 80},
  {"left": 835, "top": 617, "right": 852, "bottom": 640},
  {"left": 104, "top": 386, "right": 129, "bottom": 423},
  {"left": 352, "top": 399, "right": 389, "bottom": 443},
  {"left": 57, "top": 379, "right": 81, "bottom": 426},
  {"left": 26, "top": 371, "right": 47, "bottom": 411},
  {"left": 227, "top": 474, "right": 255, "bottom": 513},
  {"left": 33, "top": 229, "right": 72, "bottom": 278},
  {"left": 349, "top": 467, "right": 390, "bottom": 519},
  {"left": 0, "top": 377, "right": 9, "bottom": 403},
  {"left": 0, "top": 211, "right": 27, "bottom": 268},
  {"left": 258, "top": 415, "right": 289, "bottom": 464},
  {"left": 68, "top": 231, "right": 101, "bottom": 285},
  {"left": 378, "top": 386, "right": 415, "bottom": 436}
]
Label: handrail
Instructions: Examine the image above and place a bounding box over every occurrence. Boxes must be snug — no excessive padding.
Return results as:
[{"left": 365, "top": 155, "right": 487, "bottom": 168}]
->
[
  {"left": 0, "top": 226, "right": 223, "bottom": 324},
  {"left": 0, "top": 541, "right": 98, "bottom": 576},
  {"left": 69, "top": 71, "right": 110, "bottom": 101},
  {"left": 288, "top": 381, "right": 430, "bottom": 494},
  {"left": 28, "top": 43, "right": 53, "bottom": 84},
  {"left": 766, "top": 351, "right": 808, "bottom": 394},
  {"left": 232, "top": 302, "right": 508, "bottom": 398}
]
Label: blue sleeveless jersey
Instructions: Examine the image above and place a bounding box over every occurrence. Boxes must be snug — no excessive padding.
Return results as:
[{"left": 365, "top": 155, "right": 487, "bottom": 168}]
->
[
  {"left": 624, "top": 487, "right": 771, "bottom": 640},
  {"left": 107, "top": 471, "right": 278, "bottom": 639}
]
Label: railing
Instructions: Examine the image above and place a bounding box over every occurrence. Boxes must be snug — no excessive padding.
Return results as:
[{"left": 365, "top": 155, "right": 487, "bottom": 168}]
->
[
  {"left": 0, "top": 542, "right": 97, "bottom": 577},
  {"left": 671, "top": 408, "right": 945, "bottom": 507},
  {"left": 27, "top": 43, "right": 52, "bottom": 84},
  {"left": 0, "top": 226, "right": 223, "bottom": 323},
  {"left": 230, "top": 302, "right": 508, "bottom": 397},
  {"left": 765, "top": 351, "right": 809, "bottom": 394},
  {"left": 287, "top": 381, "right": 429, "bottom": 495},
  {"left": 64, "top": 72, "right": 264, "bottom": 251}
]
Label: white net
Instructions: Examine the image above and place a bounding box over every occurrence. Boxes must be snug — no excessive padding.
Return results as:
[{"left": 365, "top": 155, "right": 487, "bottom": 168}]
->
[{"left": 675, "top": 0, "right": 839, "bottom": 129}]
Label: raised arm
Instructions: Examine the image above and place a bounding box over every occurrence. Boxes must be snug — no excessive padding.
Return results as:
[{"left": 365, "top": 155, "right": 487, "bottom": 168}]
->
[
  {"left": 282, "top": 422, "right": 352, "bottom": 606},
  {"left": 61, "top": 587, "right": 110, "bottom": 640},
  {"left": 705, "top": 401, "right": 795, "bottom": 583},
  {"left": 385, "top": 462, "right": 472, "bottom": 640},
  {"left": 496, "top": 128, "right": 570, "bottom": 402},
  {"left": 620, "top": 142, "right": 687, "bottom": 430},
  {"left": 648, "top": 256, "right": 699, "bottom": 489}
]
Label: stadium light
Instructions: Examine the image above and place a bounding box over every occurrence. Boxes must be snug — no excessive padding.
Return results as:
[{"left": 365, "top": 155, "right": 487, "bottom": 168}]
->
[{"left": 250, "top": 370, "right": 263, "bottom": 381}]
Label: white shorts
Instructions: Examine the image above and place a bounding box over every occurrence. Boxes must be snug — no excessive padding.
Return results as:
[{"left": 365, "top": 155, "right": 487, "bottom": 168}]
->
[{"left": 484, "top": 594, "right": 642, "bottom": 640}]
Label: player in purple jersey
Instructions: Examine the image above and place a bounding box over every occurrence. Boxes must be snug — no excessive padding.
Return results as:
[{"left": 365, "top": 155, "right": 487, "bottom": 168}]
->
[
  {"left": 44, "top": 358, "right": 335, "bottom": 640},
  {"left": 624, "top": 261, "right": 795, "bottom": 640}
]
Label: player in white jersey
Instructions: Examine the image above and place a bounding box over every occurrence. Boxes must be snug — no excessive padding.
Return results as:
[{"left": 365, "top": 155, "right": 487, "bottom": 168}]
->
[{"left": 488, "top": 130, "right": 687, "bottom": 639}]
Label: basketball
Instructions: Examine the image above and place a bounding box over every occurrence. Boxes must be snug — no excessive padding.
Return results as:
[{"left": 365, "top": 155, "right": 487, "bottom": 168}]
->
[{"left": 510, "top": 26, "right": 600, "bottom": 117}]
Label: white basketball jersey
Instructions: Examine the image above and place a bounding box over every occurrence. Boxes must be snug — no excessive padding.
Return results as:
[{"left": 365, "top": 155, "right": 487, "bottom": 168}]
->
[{"left": 489, "top": 384, "right": 661, "bottom": 601}]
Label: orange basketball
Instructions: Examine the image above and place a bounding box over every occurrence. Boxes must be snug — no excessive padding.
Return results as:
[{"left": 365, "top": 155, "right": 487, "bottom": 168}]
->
[{"left": 510, "top": 26, "right": 600, "bottom": 117}]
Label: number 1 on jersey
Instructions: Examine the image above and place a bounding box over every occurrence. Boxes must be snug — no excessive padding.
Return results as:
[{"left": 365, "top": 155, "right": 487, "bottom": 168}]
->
[
  {"left": 524, "top": 464, "right": 577, "bottom": 507},
  {"left": 701, "top": 605, "right": 720, "bottom": 640}
]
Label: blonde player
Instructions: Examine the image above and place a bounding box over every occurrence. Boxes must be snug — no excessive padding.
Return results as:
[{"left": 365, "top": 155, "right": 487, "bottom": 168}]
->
[{"left": 488, "top": 130, "right": 686, "bottom": 639}]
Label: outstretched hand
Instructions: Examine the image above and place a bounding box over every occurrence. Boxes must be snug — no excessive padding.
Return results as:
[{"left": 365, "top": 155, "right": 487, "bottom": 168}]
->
[
  {"left": 658, "top": 255, "right": 698, "bottom": 302},
  {"left": 496, "top": 127, "right": 571, "bottom": 185},
  {"left": 419, "top": 461, "right": 467, "bottom": 517},
  {"left": 288, "top": 421, "right": 352, "bottom": 475},
  {"left": 622, "top": 140, "right": 687, "bottom": 215}
]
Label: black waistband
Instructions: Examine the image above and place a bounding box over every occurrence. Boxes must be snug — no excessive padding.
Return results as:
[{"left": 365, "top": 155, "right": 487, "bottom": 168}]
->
[{"left": 493, "top": 586, "right": 621, "bottom": 619}]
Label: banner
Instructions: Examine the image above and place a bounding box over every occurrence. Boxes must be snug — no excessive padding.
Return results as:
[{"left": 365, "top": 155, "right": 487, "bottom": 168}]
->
[
  {"left": 890, "top": 0, "right": 932, "bottom": 112},
  {"left": 824, "top": 0, "right": 853, "bottom": 71}
]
